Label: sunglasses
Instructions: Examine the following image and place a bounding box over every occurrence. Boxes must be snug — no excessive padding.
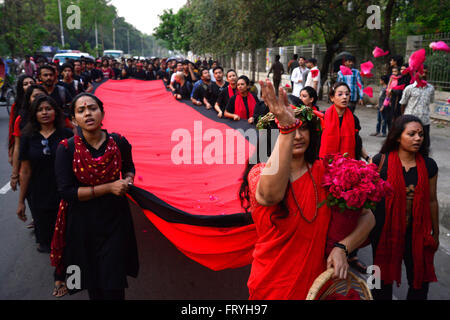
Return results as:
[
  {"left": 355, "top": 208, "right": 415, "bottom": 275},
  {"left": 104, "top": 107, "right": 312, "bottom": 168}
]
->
[{"left": 41, "top": 139, "right": 51, "bottom": 155}]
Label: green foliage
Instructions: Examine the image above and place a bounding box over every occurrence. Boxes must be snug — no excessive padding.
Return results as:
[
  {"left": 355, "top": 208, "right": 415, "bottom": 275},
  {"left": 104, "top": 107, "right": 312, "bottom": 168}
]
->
[{"left": 0, "top": 0, "right": 166, "bottom": 57}]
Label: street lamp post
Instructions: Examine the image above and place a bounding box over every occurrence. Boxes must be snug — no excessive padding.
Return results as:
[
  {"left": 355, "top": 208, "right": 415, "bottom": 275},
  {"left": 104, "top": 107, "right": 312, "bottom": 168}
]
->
[
  {"left": 113, "top": 19, "right": 116, "bottom": 50},
  {"left": 127, "top": 29, "right": 130, "bottom": 55},
  {"left": 57, "top": 0, "right": 65, "bottom": 47}
]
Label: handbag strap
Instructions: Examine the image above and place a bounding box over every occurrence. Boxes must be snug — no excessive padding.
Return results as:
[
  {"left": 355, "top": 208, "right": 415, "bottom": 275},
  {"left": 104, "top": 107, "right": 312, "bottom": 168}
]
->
[{"left": 378, "top": 153, "right": 386, "bottom": 173}]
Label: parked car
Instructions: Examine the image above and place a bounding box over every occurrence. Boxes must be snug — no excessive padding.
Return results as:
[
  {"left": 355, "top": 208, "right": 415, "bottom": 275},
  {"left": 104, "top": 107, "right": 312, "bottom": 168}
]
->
[{"left": 52, "top": 52, "right": 95, "bottom": 66}]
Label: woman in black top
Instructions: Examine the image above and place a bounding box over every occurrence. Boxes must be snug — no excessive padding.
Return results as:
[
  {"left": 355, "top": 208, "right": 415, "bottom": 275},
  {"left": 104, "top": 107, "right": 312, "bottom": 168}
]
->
[
  {"left": 224, "top": 75, "right": 260, "bottom": 124},
  {"left": 54, "top": 93, "right": 139, "bottom": 300},
  {"left": 16, "top": 95, "right": 73, "bottom": 296},
  {"left": 371, "top": 115, "right": 439, "bottom": 300}
]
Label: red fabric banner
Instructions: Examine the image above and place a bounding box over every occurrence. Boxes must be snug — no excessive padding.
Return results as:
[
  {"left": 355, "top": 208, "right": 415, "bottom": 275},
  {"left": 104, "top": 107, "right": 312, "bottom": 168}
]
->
[{"left": 96, "top": 80, "right": 258, "bottom": 270}]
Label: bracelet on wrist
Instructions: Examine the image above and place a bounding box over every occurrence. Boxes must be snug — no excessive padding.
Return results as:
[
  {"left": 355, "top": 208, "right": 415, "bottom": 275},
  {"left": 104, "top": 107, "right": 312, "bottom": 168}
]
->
[
  {"left": 276, "top": 118, "right": 302, "bottom": 134},
  {"left": 333, "top": 242, "right": 349, "bottom": 257}
]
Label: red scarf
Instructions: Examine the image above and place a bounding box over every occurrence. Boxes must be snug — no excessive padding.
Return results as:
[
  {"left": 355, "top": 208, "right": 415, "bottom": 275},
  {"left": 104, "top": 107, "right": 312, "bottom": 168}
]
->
[
  {"left": 374, "top": 151, "right": 437, "bottom": 289},
  {"left": 51, "top": 135, "right": 122, "bottom": 273},
  {"left": 228, "top": 85, "right": 236, "bottom": 99},
  {"left": 319, "top": 105, "right": 356, "bottom": 159},
  {"left": 8, "top": 102, "right": 16, "bottom": 148},
  {"left": 234, "top": 93, "right": 256, "bottom": 119}
]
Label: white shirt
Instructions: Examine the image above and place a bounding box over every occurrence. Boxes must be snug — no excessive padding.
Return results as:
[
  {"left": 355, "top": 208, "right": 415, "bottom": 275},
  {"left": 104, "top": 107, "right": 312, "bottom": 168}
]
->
[
  {"left": 305, "top": 66, "right": 321, "bottom": 93},
  {"left": 210, "top": 69, "right": 216, "bottom": 82},
  {"left": 400, "top": 82, "right": 435, "bottom": 126},
  {"left": 291, "top": 66, "right": 309, "bottom": 97}
]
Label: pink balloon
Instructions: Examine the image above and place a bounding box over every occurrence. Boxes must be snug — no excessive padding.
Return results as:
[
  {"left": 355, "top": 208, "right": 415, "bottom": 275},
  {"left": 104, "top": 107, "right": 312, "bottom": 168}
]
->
[
  {"left": 340, "top": 65, "right": 353, "bottom": 76},
  {"left": 363, "top": 87, "right": 373, "bottom": 98},
  {"left": 430, "top": 41, "right": 450, "bottom": 52},
  {"left": 360, "top": 61, "right": 374, "bottom": 75},
  {"left": 409, "top": 49, "right": 426, "bottom": 71},
  {"left": 372, "top": 46, "right": 389, "bottom": 58}
]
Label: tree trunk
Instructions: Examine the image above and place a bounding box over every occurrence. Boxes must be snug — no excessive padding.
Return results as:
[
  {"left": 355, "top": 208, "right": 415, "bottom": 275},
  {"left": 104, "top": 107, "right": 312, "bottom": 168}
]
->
[
  {"left": 319, "top": 40, "right": 339, "bottom": 100},
  {"left": 250, "top": 48, "right": 256, "bottom": 81}
]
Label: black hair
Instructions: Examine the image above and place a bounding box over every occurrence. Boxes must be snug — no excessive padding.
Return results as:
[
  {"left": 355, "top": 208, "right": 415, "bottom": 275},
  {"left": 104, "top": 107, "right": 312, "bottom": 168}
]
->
[
  {"left": 213, "top": 66, "right": 224, "bottom": 73},
  {"left": 19, "top": 84, "right": 48, "bottom": 120},
  {"left": 226, "top": 69, "right": 237, "bottom": 77},
  {"left": 344, "top": 55, "right": 356, "bottom": 63},
  {"left": 14, "top": 74, "right": 35, "bottom": 114},
  {"left": 239, "top": 121, "right": 321, "bottom": 217},
  {"left": 380, "top": 75, "right": 390, "bottom": 85},
  {"left": 61, "top": 63, "right": 74, "bottom": 72},
  {"left": 293, "top": 54, "right": 298, "bottom": 60},
  {"left": 70, "top": 93, "right": 104, "bottom": 118},
  {"left": 300, "top": 86, "right": 318, "bottom": 106},
  {"left": 237, "top": 75, "right": 250, "bottom": 86},
  {"left": 38, "top": 65, "right": 55, "bottom": 75},
  {"left": 299, "top": 56, "right": 306, "bottom": 60},
  {"left": 380, "top": 115, "right": 429, "bottom": 157},
  {"left": 390, "top": 55, "right": 404, "bottom": 67},
  {"left": 275, "top": 55, "right": 280, "bottom": 61},
  {"left": 329, "top": 81, "right": 351, "bottom": 97},
  {"left": 22, "top": 95, "right": 64, "bottom": 137},
  {"left": 307, "top": 58, "right": 317, "bottom": 65}
]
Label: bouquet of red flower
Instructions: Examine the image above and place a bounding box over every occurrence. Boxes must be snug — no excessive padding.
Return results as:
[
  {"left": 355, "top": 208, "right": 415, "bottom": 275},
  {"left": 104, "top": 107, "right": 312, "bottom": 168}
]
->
[{"left": 320, "top": 153, "right": 392, "bottom": 255}]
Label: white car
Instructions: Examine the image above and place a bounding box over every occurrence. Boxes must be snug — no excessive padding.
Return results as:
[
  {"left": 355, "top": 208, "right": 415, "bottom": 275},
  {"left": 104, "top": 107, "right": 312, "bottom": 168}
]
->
[
  {"left": 52, "top": 52, "right": 94, "bottom": 66},
  {"left": 104, "top": 50, "right": 124, "bottom": 59}
]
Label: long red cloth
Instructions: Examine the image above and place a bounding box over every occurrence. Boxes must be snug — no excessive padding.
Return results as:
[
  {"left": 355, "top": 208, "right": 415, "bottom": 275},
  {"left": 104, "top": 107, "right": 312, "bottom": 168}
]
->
[
  {"left": 246, "top": 161, "right": 331, "bottom": 299},
  {"left": 374, "top": 151, "right": 437, "bottom": 289},
  {"left": 319, "top": 105, "right": 356, "bottom": 159},
  {"left": 96, "top": 79, "right": 257, "bottom": 270}
]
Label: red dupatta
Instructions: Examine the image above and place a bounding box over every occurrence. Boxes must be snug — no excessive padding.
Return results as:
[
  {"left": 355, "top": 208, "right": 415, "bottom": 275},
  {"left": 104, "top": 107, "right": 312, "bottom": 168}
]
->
[
  {"left": 374, "top": 151, "right": 437, "bottom": 289},
  {"left": 319, "top": 105, "right": 356, "bottom": 159},
  {"left": 51, "top": 135, "right": 122, "bottom": 273},
  {"left": 228, "top": 85, "right": 236, "bottom": 99},
  {"left": 234, "top": 93, "right": 256, "bottom": 120}
]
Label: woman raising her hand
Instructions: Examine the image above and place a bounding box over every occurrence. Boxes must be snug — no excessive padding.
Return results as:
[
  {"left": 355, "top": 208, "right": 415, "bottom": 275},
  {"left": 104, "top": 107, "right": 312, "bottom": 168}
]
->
[{"left": 239, "top": 80, "right": 375, "bottom": 299}]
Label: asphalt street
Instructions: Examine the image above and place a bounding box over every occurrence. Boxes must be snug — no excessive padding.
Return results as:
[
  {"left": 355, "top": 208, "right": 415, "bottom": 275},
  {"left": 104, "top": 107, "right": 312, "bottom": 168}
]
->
[{"left": 0, "top": 98, "right": 449, "bottom": 300}]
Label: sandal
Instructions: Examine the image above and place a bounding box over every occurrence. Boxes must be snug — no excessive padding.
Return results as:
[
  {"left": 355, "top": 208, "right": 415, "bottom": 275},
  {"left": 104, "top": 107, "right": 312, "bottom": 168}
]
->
[
  {"left": 348, "top": 257, "right": 368, "bottom": 274},
  {"left": 53, "top": 282, "right": 68, "bottom": 298}
]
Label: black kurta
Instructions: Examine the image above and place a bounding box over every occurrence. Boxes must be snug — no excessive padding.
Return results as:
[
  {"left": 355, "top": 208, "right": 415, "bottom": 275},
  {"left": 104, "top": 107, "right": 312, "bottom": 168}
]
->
[
  {"left": 19, "top": 127, "right": 74, "bottom": 245},
  {"left": 55, "top": 130, "right": 139, "bottom": 290}
]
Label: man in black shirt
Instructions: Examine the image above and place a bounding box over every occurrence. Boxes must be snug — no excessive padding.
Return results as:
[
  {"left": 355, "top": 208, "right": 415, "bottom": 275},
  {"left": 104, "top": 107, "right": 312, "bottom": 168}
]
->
[
  {"left": 173, "top": 72, "right": 193, "bottom": 100},
  {"left": 38, "top": 65, "right": 72, "bottom": 113},
  {"left": 191, "top": 68, "right": 218, "bottom": 109},
  {"left": 60, "top": 63, "right": 84, "bottom": 97},
  {"left": 131, "top": 62, "right": 147, "bottom": 80},
  {"left": 122, "top": 59, "right": 135, "bottom": 79},
  {"left": 215, "top": 69, "right": 237, "bottom": 118},
  {"left": 182, "top": 60, "right": 198, "bottom": 84},
  {"left": 82, "top": 59, "right": 103, "bottom": 83},
  {"left": 211, "top": 66, "right": 228, "bottom": 117},
  {"left": 73, "top": 60, "right": 93, "bottom": 92}
]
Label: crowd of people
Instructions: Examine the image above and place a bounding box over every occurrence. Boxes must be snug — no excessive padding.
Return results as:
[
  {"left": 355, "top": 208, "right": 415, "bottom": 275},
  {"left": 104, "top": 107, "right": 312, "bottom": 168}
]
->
[{"left": 5, "top": 50, "right": 439, "bottom": 301}]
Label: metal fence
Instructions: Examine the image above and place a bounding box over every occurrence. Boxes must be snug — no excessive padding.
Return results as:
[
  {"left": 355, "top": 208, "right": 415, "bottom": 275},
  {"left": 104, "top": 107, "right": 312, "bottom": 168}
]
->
[{"left": 219, "top": 32, "right": 450, "bottom": 92}]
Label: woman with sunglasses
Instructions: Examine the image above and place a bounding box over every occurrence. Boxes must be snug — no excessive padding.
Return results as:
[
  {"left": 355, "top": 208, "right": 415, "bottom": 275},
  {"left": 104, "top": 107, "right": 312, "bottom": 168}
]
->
[{"left": 16, "top": 95, "right": 73, "bottom": 297}]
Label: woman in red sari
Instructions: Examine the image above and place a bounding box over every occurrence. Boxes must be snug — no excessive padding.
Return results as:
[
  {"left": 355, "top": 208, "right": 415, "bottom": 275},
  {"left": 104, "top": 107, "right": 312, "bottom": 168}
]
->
[{"left": 239, "top": 80, "right": 375, "bottom": 300}]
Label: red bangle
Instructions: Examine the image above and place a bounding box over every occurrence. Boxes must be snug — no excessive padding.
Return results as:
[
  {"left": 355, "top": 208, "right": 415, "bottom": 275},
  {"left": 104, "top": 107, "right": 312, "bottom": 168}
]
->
[{"left": 276, "top": 118, "right": 301, "bottom": 134}]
